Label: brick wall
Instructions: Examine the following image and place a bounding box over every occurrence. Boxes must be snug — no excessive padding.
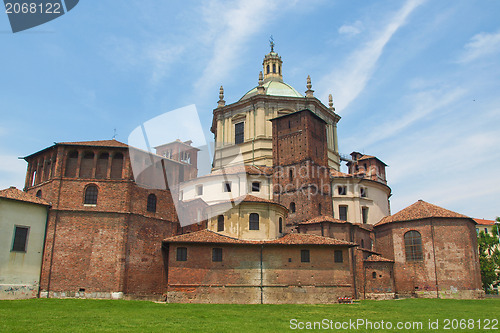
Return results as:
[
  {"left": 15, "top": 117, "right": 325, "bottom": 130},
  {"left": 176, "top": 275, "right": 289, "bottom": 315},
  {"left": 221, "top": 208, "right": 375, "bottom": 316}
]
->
[{"left": 165, "top": 243, "right": 354, "bottom": 303}]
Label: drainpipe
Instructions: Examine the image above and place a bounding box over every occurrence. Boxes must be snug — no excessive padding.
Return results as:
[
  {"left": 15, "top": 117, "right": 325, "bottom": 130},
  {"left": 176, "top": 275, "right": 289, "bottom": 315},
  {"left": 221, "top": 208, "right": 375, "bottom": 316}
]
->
[
  {"left": 260, "top": 245, "right": 264, "bottom": 304},
  {"left": 430, "top": 219, "right": 439, "bottom": 298},
  {"left": 350, "top": 224, "right": 358, "bottom": 299}
]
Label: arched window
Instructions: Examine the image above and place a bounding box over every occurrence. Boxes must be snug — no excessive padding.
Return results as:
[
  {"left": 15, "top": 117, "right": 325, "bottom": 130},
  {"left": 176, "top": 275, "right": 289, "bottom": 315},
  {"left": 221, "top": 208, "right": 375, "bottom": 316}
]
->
[
  {"left": 79, "top": 152, "right": 94, "bottom": 178},
  {"left": 36, "top": 190, "right": 42, "bottom": 198},
  {"left": 290, "top": 202, "right": 296, "bottom": 214},
  {"left": 279, "top": 65, "right": 281, "bottom": 75},
  {"left": 110, "top": 153, "right": 124, "bottom": 179},
  {"left": 279, "top": 217, "right": 283, "bottom": 234},
  {"left": 272, "top": 64, "right": 276, "bottom": 73},
  {"left": 217, "top": 215, "right": 224, "bottom": 232},
  {"left": 249, "top": 213, "right": 259, "bottom": 230},
  {"left": 266, "top": 64, "right": 270, "bottom": 74},
  {"left": 372, "top": 272, "right": 377, "bottom": 279},
  {"left": 96, "top": 153, "right": 109, "bottom": 179},
  {"left": 84, "top": 185, "right": 98, "bottom": 205},
  {"left": 65, "top": 151, "right": 78, "bottom": 177},
  {"left": 147, "top": 194, "right": 157, "bottom": 212},
  {"left": 404, "top": 230, "right": 423, "bottom": 262}
]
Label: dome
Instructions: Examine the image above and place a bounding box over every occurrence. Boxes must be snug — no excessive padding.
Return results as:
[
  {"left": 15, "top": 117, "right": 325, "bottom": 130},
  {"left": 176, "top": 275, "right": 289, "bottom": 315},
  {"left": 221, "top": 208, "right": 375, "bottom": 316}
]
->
[{"left": 240, "top": 80, "right": 303, "bottom": 101}]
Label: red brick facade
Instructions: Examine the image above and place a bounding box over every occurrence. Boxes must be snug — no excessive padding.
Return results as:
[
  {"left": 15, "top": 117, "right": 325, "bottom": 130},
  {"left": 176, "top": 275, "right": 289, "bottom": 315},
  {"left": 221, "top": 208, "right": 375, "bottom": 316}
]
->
[
  {"left": 23, "top": 141, "right": 180, "bottom": 299},
  {"left": 271, "top": 110, "right": 333, "bottom": 228}
]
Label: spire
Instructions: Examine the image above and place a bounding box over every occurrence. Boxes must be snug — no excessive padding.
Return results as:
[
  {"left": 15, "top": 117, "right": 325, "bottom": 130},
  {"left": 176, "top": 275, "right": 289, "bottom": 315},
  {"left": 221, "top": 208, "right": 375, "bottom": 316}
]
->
[
  {"left": 262, "top": 37, "right": 283, "bottom": 83},
  {"left": 305, "top": 75, "right": 314, "bottom": 98},
  {"left": 217, "top": 85, "right": 225, "bottom": 108}
]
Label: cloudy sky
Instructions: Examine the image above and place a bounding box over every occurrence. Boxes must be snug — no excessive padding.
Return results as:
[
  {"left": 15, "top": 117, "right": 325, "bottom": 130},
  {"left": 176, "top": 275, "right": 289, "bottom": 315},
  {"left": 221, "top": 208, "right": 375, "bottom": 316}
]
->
[{"left": 1, "top": 0, "right": 499, "bottom": 219}]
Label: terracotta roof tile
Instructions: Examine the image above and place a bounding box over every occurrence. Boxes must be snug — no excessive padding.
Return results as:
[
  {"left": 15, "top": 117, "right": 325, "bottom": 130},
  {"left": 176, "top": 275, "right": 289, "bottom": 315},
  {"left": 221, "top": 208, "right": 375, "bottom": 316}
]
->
[
  {"left": 57, "top": 139, "right": 129, "bottom": 148},
  {"left": 474, "top": 218, "right": 496, "bottom": 226},
  {"left": 330, "top": 170, "right": 351, "bottom": 178},
  {"left": 210, "top": 165, "right": 273, "bottom": 176},
  {"left": 210, "top": 195, "right": 287, "bottom": 210},
  {"left": 375, "top": 200, "right": 470, "bottom": 226},
  {"left": 364, "top": 254, "right": 394, "bottom": 262},
  {"left": 267, "top": 233, "right": 356, "bottom": 246},
  {"left": 163, "top": 229, "right": 356, "bottom": 246},
  {"left": 0, "top": 187, "right": 50, "bottom": 206},
  {"left": 299, "top": 215, "right": 350, "bottom": 225}
]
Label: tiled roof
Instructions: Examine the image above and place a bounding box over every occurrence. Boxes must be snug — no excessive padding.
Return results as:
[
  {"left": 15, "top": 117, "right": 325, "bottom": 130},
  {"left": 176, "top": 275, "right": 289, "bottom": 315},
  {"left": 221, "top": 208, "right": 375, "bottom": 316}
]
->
[
  {"left": 299, "top": 215, "right": 350, "bottom": 225},
  {"left": 330, "top": 170, "right": 351, "bottom": 178},
  {"left": 364, "top": 254, "right": 394, "bottom": 263},
  {"left": 164, "top": 229, "right": 249, "bottom": 244},
  {"left": 268, "top": 233, "right": 356, "bottom": 246},
  {"left": 163, "top": 229, "right": 356, "bottom": 246},
  {"left": 210, "top": 165, "right": 273, "bottom": 176},
  {"left": 474, "top": 218, "right": 496, "bottom": 226},
  {"left": 375, "top": 200, "right": 470, "bottom": 226},
  {"left": 57, "top": 139, "right": 129, "bottom": 148},
  {"left": 210, "top": 195, "right": 287, "bottom": 210},
  {"left": 0, "top": 187, "right": 50, "bottom": 206}
]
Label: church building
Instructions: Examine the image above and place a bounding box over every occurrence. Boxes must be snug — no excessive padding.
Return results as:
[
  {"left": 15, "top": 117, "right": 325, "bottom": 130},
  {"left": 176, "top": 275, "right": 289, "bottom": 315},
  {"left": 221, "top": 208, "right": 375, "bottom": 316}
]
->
[{"left": 9, "top": 45, "right": 483, "bottom": 302}]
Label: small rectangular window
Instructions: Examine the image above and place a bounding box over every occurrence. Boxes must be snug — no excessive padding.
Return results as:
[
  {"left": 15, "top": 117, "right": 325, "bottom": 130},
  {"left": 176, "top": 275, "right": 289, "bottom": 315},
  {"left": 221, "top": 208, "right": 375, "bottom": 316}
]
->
[
  {"left": 12, "top": 226, "right": 29, "bottom": 252},
  {"left": 338, "top": 186, "right": 347, "bottom": 195},
  {"left": 223, "top": 181, "right": 232, "bottom": 192},
  {"left": 301, "top": 249, "right": 310, "bottom": 263},
  {"left": 362, "top": 207, "right": 369, "bottom": 224},
  {"left": 339, "top": 205, "right": 348, "bottom": 221},
  {"left": 176, "top": 247, "right": 187, "bottom": 261},
  {"left": 212, "top": 248, "right": 223, "bottom": 262},
  {"left": 217, "top": 215, "right": 224, "bottom": 232},
  {"left": 196, "top": 185, "right": 203, "bottom": 196},
  {"left": 360, "top": 187, "right": 367, "bottom": 198},
  {"left": 251, "top": 182, "right": 260, "bottom": 192},
  {"left": 334, "top": 250, "right": 343, "bottom": 263},
  {"left": 235, "top": 122, "right": 244, "bottom": 144}
]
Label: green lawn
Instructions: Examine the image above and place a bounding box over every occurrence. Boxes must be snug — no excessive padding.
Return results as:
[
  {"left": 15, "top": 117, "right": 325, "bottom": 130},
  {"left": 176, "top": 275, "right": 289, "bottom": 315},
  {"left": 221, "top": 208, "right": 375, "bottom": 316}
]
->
[{"left": 0, "top": 298, "right": 499, "bottom": 332}]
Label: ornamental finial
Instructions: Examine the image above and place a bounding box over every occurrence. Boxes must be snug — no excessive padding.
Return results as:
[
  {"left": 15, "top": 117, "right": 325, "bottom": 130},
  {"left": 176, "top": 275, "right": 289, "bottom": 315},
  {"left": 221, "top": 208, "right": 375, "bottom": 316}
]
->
[
  {"left": 270, "top": 35, "right": 275, "bottom": 52},
  {"left": 328, "top": 93, "right": 335, "bottom": 111},
  {"left": 305, "top": 75, "right": 314, "bottom": 97},
  {"left": 218, "top": 86, "right": 225, "bottom": 107}
]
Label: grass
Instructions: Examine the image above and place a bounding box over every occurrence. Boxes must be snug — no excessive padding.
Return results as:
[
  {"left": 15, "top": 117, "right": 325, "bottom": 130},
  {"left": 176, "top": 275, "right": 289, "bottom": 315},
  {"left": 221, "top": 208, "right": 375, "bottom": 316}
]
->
[{"left": 0, "top": 298, "right": 499, "bottom": 332}]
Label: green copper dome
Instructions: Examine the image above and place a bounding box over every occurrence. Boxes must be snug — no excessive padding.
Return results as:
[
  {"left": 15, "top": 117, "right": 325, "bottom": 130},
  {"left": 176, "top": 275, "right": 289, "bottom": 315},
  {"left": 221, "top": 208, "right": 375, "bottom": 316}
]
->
[{"left": 240, "top": 80, "right": 303, "bottom": 101}]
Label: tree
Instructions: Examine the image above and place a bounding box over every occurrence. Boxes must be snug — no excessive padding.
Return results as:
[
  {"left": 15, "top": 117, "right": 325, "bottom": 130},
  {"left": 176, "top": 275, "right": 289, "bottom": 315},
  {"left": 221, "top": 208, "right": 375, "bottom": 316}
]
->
[{"left": 477, "top": 218, "right": 500, "bottom": 293}]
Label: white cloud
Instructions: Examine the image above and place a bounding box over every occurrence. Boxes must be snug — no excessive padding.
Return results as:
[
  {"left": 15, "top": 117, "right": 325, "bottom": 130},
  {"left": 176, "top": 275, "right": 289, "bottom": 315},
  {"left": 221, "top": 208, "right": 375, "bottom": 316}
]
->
[
  {"left": 193, "top": 0, "right": 297, "bottom": 97},
  {"left": 338, "top": 20, "right": 363, "bottom": 37},
  {"left": 318, "top": 0, "right": 426, "bottom": 111},
  {"left": 350, "top": 86, "right": 464, "bottom": 149},
  {"left": 458, "top": 29, "right": 500, "bottom": 63}
]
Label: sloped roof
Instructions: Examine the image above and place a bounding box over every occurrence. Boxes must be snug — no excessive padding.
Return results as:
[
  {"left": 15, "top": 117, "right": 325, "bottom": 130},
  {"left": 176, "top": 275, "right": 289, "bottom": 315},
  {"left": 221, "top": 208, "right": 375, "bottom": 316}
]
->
[
  {"left": 0, "top": 187, "right": 50, "bottom": 206},
  {"left": 210, "top": 165, "right": 273, "bottom": 176},
  {"left": 57, "top": 139, "right": 128, "bottom": 148},
  {"left": 299, "top": 215, "right": 350, "bottom": 225},
  {"left": 375, "top": 200, "right": 470, "bottom": 226},
  {"left": 163, "top": 229, "right": 356, "bottom": 247},
  {"left": 364, "top": 254, "right": 394, "bottom": 263},
  {"left": 474, "top": 218, "right": 496, "bottom": 226},
  {"left": 210, "top": 195, "right": 287, "bottom": 210},
  {"left": 330, "top": 170, "right": 351, "bottom": 178}
]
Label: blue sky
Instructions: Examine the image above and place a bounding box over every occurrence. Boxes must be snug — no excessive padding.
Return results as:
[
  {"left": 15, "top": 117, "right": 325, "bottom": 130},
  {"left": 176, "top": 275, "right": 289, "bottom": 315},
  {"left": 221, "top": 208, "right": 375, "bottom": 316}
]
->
[{"left": 1, "top": 0, "right": 499, "bottom": 219}]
